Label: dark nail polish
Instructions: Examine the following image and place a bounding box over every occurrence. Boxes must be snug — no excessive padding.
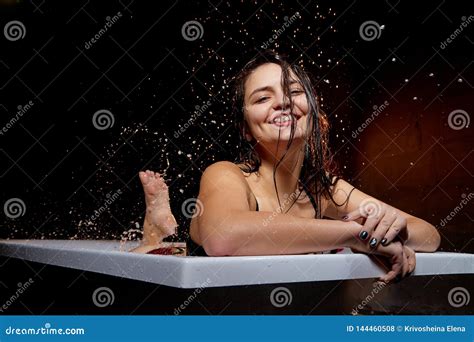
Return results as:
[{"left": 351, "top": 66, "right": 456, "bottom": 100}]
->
[
  {"left": 381, "top": 238, "right": 388, "bottom": 246},
  {"left": 369, "top": 237, "right": 378, "bottom": 248},
  {"left": 359, "top": 231, "right": 368, "bottom": 240}
]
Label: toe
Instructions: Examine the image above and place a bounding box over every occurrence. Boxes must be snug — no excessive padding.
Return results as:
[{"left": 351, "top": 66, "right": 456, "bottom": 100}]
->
[{"left": 139, "top": 171, "right": 153, "bottom": 186}]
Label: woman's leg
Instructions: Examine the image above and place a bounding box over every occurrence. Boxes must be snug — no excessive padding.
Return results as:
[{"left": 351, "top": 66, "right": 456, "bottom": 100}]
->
[{"left": 130, "top": 170, "right": 178, "bottom": 253}]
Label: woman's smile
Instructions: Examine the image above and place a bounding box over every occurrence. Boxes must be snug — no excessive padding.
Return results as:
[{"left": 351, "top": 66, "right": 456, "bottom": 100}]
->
[{"left": 268, "top": 113, "right": 302, "bottom": 128}]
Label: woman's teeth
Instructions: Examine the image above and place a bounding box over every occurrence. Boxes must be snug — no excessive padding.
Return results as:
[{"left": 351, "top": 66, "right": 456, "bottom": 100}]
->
[{"left": 273, "top": 115, "right": 292, "bottom": 123}]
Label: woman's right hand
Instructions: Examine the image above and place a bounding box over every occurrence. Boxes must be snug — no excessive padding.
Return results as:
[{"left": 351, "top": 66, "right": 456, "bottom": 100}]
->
[{"left": 349, "top": 235, "right": 416, "bottom": 283}]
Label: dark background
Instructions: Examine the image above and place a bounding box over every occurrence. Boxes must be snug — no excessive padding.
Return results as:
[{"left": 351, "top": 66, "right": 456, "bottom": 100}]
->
[{"left": 0, "top": 0, "right": 472, "bottom": 252}]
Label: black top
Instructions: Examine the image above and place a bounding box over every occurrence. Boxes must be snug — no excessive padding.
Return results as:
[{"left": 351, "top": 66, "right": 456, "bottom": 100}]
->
[{"left": 187, "top": 188, "right": 320, "bottom": 256}]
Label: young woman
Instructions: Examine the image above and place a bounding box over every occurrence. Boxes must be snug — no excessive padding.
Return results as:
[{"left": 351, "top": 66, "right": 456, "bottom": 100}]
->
[{"left": 133, "top": 51, "right": 441, "bottom": 283}]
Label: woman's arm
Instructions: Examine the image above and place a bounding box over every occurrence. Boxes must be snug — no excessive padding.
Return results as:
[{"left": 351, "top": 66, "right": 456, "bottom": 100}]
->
[
  {"left": 195, "top": 161, "right": 361, "bottom": 256},
  {"left": 403, "top": 216, "right": 441, "bottom": 251},
  {"left": 323, "top": 178, "right": 441, "bottom": 252},
  {"left": 195, "top": 162, "right": 415, "bottom": 282}
]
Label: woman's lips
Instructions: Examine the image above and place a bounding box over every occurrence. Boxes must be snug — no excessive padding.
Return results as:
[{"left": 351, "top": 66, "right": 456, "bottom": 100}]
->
[
  {"left": 270, "top": 120, "right": 294, "bottom": 127},
  {"left": 268, "top": 115, "right": 300, "bottom": 127}
]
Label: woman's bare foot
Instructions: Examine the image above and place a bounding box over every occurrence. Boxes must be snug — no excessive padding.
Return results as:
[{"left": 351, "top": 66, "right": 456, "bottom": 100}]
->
[{"left": 130, "top": 170, "right": 178, "bottom": 253}]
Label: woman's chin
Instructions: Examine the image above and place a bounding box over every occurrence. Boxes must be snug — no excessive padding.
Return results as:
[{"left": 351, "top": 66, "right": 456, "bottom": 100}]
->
[
  {"left": 260, "top": 135, "right": 307, "bottom": 147},
  {"left": 268, "top": 131, "right": 306, "bottom": 142}
]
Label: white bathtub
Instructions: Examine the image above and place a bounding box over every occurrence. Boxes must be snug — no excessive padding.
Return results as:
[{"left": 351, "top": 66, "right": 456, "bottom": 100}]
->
[{"left": 0, "top": 239, "right": 473, "bottom": 314}]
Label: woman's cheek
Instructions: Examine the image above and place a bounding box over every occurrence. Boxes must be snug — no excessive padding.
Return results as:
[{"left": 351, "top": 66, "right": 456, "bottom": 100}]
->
[
  {"left": 296, "top": 96, "right": 309, "bottom": 115},
  {"left": 253, "top": 105, "right": 270, "bottom": 123}
]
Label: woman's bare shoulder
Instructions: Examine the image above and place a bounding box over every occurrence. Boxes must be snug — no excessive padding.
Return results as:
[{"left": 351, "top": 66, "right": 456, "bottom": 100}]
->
[
  {"left": 202, "top": 161, "right": 245, "bottom": 177},
  {"left": 200, "top": 161, "right": 251, "bottom": 190}
]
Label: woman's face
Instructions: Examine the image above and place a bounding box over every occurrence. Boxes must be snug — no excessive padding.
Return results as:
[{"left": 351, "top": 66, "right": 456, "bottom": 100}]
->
[{"left": 243, "top": 62, "right": 310, "bottom": 146}]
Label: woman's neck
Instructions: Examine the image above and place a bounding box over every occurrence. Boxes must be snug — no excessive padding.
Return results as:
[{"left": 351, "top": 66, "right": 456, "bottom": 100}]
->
[{"left": 255, "top": 141, "right": 305, "bottom": 198}]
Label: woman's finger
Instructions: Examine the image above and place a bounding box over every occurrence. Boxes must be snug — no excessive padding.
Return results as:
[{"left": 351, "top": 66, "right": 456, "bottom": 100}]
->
[
  {"left": 382, "top": 217, "right": 407, "bottom": 246},
  {"left": 343, "top": 204, "right": 386, "bottom": 244},
  {"left": 376, "top": 242, "right": 403, "bottom": 283},
  {"left": 371, "top": 212, "right": 397, "bottom": 248},
  {"left": 379, "top": 257, "right": 402, "bottom": 283},
  {"left": 405, "top": 246, "right": 416, "bottom": 275},
  {"left": 362, "top": 215, "right": 381, "bottom": 246},
  {"left": 401, "top": 248, "right": 409, "bottom": 278},
  {"left": 342, "top": 209, "right": 364, "bottom": 221}
]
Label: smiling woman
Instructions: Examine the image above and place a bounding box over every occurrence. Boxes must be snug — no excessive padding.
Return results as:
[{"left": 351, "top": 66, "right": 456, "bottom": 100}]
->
[{"left": 134, "top": 50, "right": 441, "bottom": 284}]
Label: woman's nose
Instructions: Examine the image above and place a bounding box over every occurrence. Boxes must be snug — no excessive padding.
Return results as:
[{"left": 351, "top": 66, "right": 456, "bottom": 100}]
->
[{"left": 272, "top": 95, "right": 291, "bottom": 111}]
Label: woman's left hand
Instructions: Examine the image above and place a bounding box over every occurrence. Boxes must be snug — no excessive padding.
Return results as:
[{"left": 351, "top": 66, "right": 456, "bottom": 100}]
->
[{"left": 342, "top": 198, "right": 409, "bottom": 249}]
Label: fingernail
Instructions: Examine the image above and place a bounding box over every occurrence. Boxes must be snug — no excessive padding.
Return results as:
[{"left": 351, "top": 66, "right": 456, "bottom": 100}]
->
[
  {"left": 369, "top": 237, "right": 378, "bottom": 248},
  {"left": 381, "top": 238, "right": 388, "bottom": 246},
  {"left": 342, "top": 215, "right": 348, "bottom": 221},
  {"left": 359, "top": 231, "right": 368, "bottom": 240}
]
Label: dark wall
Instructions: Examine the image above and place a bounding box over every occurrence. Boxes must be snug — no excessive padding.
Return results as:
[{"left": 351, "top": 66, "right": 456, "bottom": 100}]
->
[{"left": 0, "top": 0, "right": 472, "bottom": 252}]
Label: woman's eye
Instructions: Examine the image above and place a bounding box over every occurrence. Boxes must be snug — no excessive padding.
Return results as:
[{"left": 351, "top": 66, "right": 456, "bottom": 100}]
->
[
  {"left": 256, "top": 96, "right": 269, "bottom": 103},
  {"left": 291, "top": 89, "right": 304, "bottom": 95}
]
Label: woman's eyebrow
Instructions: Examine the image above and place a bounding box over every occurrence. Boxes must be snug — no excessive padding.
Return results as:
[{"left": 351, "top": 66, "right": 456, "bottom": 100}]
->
[
  {"left": 248, "top": 81, "right": 302, "bottom": 99},
  {"left": 248, "top": 86, "right": 273, "bottom": 98},
  {"left": 289, "top": 80, "right": 302, "bottom": 86}
]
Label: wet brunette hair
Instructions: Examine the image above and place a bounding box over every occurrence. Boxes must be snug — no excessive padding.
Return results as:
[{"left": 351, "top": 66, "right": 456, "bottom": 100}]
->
[{"left": 232, "top": 50, "right": 345, "bottom": 218}]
